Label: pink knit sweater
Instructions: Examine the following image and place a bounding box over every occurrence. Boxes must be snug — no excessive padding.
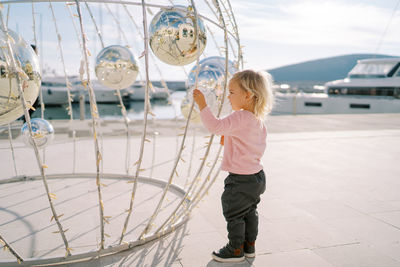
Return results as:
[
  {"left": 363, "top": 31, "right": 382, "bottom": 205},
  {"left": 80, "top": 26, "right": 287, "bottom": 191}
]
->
[{"left": 200, "top": 106, "right": 267, "bottom": 174}]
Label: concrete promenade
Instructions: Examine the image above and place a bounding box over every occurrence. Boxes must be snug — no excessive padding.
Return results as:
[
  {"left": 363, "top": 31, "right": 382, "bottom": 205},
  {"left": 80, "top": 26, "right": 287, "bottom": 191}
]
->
[{"left": 1, "top": 113, "right": 400, "bottom": 266}]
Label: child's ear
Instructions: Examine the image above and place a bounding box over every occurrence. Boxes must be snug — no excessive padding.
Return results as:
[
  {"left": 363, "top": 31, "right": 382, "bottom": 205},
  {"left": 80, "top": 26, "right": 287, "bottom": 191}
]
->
[{"left": 246, "top": 91, "right": 253, "bottom": 100}]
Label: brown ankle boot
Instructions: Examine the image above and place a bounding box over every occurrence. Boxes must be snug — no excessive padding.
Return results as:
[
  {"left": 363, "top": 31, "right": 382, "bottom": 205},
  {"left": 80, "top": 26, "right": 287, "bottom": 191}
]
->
[{"left": 244, "top": 241, "right": 255, "bottom": 258}]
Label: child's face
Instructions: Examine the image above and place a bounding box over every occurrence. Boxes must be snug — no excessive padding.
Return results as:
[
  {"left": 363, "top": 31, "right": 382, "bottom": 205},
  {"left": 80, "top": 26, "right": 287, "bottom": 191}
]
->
[{"left": 228, "top": 79, "right": 252, "bottom": 111}]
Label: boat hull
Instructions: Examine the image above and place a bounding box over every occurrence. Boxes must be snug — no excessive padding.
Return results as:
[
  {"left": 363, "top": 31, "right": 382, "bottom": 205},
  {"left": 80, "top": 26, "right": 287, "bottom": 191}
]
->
[{"left": 274, "top": 93, "right": 400, "bottom": 115}]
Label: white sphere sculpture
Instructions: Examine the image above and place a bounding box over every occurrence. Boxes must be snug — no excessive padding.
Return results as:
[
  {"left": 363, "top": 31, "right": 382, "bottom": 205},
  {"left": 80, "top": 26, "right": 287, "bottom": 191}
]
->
[{"left": 0, "top": 1, "right": 242, "bottom": 266}]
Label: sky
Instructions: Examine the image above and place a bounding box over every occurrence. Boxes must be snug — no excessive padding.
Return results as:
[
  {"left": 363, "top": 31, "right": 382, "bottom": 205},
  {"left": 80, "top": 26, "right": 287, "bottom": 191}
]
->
[
  {"left": 233, "top": 0, "right": 400, "bottom": 71},
  {"left": 4, "top": 0, "right": 400, "bottom": 80}
]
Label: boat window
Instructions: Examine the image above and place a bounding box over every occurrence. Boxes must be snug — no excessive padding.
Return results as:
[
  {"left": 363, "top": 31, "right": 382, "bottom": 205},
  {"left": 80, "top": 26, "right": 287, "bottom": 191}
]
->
[
  {"left": 350, "top": 103, "right": 370, "bottom": 109},
  {"left": 328, "top": 87, "right": 395, "bottom": 96},
  {"left": 304, "top": 102, "right": 322, "bottom": 107},
  {"left": 348, "top": 62, "right": 397, "bottom": 78},
  {"left": 41, "top": 82, "right": 66, "bottom": 87}
]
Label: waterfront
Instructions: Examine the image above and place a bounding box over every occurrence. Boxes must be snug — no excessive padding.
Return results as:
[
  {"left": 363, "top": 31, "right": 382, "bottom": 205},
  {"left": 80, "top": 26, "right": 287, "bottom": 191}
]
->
[{"left": 31, "top": 91, "right": 187, "bottom": 121}]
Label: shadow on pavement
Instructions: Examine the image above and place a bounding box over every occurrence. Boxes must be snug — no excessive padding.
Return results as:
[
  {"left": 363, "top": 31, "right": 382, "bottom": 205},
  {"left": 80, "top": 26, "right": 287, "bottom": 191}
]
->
[
  {"left": 206, "top": 257, "right": 255, "bottom": 267},
  {"left": 63, "top": 222, "right": 188, "bottom": 267}
]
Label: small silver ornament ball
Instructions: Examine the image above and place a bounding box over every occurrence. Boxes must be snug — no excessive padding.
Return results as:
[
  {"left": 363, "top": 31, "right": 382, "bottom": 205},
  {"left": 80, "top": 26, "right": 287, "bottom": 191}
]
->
[
  {"left": 95, "top": 45, "right": 139, "bottom": 90},
  {"left": 21, "top": 118, "right": 55, "bottom": 149},
  {"left": 0, "top": 30, "right": 41, "bottom": 126},
  {"left": 149, "top": 5, "right": 207, "bottom": 66},
  {"left": 187, "top": 56, "right": 237, "bottom": 116},
  {"left": 180, "top": 94, "right": 201, "bottom": 123}
]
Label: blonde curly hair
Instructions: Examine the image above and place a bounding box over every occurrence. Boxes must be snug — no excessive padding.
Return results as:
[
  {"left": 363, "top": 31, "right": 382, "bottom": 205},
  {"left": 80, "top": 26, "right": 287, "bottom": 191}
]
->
[{"left": 231, "top": 69, "right": 275, "bottom": 121}]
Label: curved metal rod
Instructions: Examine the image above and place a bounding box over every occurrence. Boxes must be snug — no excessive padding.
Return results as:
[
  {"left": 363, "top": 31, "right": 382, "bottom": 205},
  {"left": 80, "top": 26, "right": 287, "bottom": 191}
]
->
[
  {"left": 115, "top": 89, "right": 131, "bottom": 173},
  {"left": 34, "top": 2, "right": 47, "bottom": 164},
  {"left": 0, "top": 234, "right": 24, "bottom": 264},
  {"left": 6, "top": 3, "right": 10, "bottom": 26},
  {"left": 49, "top": 0, "right": 80, "bottom": 184},
  {"left": 224, "top": 0, "right": 243, "bottom": 68},
  {"left": 3, "top": 0, "right": 239, "bottom": 42},
  {"left": 149, "top": 131, "right": 158, "bottom": 178},
  {"left": 203, "top": 0, "right": 234, "bottom": 58},
  {"left": 138, "top": 1, "right": 203, "bottom": 240},
  {"left": 0, "top": 173, "right": 191, "bottom": 267},
  {"left": 152, "top": 0, "right": 218, "bottom": 234},
  {"left": 186, "top": 0, "right": 231, "bottom": 199},
  {"left": 49, "top": 2, "right": 75, "bottom": 122},
  {"left": 102, "top": 2, "right": 145, "bottom": 81},
  {"left": 155, "top": 0, "right": 231, "bottom": 233},
  {"left": 1, "top": 0, "right": 242, "bottom": 252},
  {"left": 1, "top": 173, "right": 189, "bottom": 195},
  {"left": 31, "top": 2, "right": 44, "bottom": 119},
  {"left": 0, "top": 9, "right": 71, "bottom": 257},
  {"left": 184, "top": 127, "right": 197, "bottom": 189},
  {"left": 217, "top": 0, "right": 237, "bottom": 58},
  {"left": 122, "top": 3, "right": 171, "bottom": 95},
  {"left": 184, "top": 0, "right": 239, "bottom": 224},
  {"left": 206, "top": 24, "right": 223, "bottom": 57},
  {"left": 84, "top": 2, "right": 132, "bottom": 174},
  {"left": 187, "top": 164, "right": 221, "bottom": 214},
  {"left": 66, "top": 3, "right": 83, "bottom": 50},
  {"left": 187, "top": 145, "right": 222, "bottom": 210},
  {"left": 204, "top": 0, "right": 242, "bottom": 66},
  {"left": 170, "top": 146, "right": 223, "bottom": 231},
  {"left": 119, "top": 0, "right": 151, "bottom": 244},
  {"left": 75, "top": 0, "right": 106, "bottom": 250},
  {"left": 155, "top": 143, "right": 223, "bottom": 234},
  {"left": 7, "top": 124, "right": 18, "bottom": 176},
  {"left": 84, "top": 1, "right": 105, "bottom": 48},
  {"left": 65, "top": 3, "right": 81, "bottom": 174},
  {"left": 1, "top": 173, "right": 192, "bottom": 202}
]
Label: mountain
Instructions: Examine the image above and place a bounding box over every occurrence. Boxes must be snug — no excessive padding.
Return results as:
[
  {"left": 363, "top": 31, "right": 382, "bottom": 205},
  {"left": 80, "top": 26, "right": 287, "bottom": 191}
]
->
[{"left": 267, "top": 54, "right": 397, "bottom": 82}]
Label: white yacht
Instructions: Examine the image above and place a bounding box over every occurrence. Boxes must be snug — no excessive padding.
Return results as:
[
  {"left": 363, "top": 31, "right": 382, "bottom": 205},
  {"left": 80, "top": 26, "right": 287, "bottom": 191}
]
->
[
  {"left": 41, "top": 77, "right": 132, "bottom": 104},
  {"left": 274, "top": 57, "right": 400, "bottom": 114},
  {"left": 82, "top": 80, "right": 131, "bottom": 104},
  {"left": 41, "top": 76, "right": 81, "bottom": 105},
  {"left": 129, "top": 81, "right": 170, "bottom": 101}
]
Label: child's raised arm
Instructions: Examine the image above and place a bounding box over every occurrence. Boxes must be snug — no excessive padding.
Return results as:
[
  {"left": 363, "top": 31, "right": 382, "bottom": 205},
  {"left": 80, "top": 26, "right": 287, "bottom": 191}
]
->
[
  {"left": 193, "top": 89, "right": 207, "bottom": 111},
  {"left": 193, "top": 89, "right": 240, "bottom": 135},
  {"left": 200, "top": 106, "right": 242, "bottom": 135}
]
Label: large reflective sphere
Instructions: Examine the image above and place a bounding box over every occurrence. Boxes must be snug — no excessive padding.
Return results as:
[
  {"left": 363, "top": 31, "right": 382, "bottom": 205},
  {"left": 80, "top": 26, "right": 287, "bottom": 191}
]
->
[
  {"left": 187, "top": 56, "right": 237, "bottom": 116},
  {"left": 0, "top": 30, "right": 41, "bottom": 126},
  {"left": 180, "top": 94, "right": 201, "bottom": 123},
  {"left": 21, "top": 118, "right": 54, "bottom": 149},
  {"left": 149, "top": 5, "right": 207, "bottom": 66},
  {"left": 95, "top": 45, "right": 139, "bottom": 90}
]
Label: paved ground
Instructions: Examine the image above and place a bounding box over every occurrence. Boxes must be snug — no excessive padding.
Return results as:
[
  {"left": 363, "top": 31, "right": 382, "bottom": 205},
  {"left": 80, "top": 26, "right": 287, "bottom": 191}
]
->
[{"left": 1, "top": 113, "right": 400, "bottom": 266}]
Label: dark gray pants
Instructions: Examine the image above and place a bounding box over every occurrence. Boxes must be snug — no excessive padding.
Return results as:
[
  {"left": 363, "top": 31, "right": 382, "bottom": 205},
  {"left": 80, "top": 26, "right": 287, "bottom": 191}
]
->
[{"left": 221, "top": 170, "right": 266, "bottom": 248}]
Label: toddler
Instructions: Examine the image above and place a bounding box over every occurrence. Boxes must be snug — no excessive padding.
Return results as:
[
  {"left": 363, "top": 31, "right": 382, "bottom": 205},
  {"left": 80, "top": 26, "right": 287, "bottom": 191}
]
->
[{"left": 193, "top": 69, "right": 274, "bottom": 263}]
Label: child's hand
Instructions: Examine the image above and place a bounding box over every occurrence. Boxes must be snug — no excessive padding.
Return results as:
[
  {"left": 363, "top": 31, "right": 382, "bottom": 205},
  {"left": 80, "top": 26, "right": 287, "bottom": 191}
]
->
[{"left": 193, "top": 89, "right": 207, "bottom": 111}]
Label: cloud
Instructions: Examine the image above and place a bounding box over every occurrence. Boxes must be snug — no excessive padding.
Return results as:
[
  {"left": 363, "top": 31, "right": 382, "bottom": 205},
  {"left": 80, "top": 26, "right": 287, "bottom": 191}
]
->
[{"left": 233, "top": 0, "right": 400, "bottom": 49}]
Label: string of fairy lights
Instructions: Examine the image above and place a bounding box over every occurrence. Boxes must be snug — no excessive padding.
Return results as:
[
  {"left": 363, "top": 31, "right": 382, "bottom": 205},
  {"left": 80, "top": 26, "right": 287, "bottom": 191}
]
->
[{"left": 0, "top": 0, "right": 242, "bottom": 264}]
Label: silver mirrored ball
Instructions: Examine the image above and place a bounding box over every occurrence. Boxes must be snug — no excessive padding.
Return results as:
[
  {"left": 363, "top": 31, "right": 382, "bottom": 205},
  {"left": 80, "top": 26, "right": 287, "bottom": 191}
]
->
[
  {"left": 95, "top": 45, "right": 139, "bottom": 90},
  {"left": 21, "top": 118, "right": 55, "bottom": 149},
  {"left": 180, "top": 95, "right": 201, "bottom": 123},
  {"left": 187, "top": 56, "right": 237, "bottom": 116},
  {"left": 0, "top": 30, "right": 41, "bottom": 126},
  {"left": 149, "top": 5, "right": 207, "bottom": 66}
]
